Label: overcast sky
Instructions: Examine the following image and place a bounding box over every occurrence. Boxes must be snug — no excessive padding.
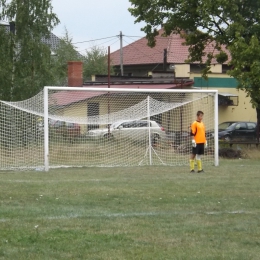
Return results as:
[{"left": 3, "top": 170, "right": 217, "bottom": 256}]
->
[{"left": 51, "top": 0, "right": 146, "bottom": 54}]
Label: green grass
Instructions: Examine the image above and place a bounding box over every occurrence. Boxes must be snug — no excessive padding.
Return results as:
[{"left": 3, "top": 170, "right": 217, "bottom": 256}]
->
[{"left": 1, "top": 159, "right": 260, "bottom": 259}]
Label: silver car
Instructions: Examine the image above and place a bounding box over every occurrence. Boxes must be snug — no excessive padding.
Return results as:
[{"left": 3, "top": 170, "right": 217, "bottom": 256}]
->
[{"left": 86, "top": 120, "right": 166, "bottom": 142}]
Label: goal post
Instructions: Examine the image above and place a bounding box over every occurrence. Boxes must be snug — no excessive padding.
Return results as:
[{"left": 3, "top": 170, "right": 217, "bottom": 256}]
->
[
  {"left": 43, "top": 86, "right": 219, "bottom": 171},
  {"left": 0, "top": 86, "right": 218, "bottom": 171}
]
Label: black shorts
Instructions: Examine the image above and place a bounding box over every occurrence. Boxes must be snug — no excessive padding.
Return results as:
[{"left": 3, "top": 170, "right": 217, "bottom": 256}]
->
[{"left": 192, "top": 143, "right": 205, "bottom": 155}]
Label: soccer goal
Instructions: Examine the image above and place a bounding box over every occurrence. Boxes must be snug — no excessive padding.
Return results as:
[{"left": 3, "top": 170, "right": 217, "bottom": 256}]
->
[{"left": 0, "top": 87, "right": 218, "bottom": 171}]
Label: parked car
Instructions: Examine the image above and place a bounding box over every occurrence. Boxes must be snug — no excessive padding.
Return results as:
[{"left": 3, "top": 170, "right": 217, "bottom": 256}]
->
[
  {"left": 86, "top": 120, "right": 166, "bottom": 143},
  {"left": 49, "top": 120, "right": 81, "bottom": 142},
  {"left": 216, "top": 121, "right": 257, "bottom": 142}
]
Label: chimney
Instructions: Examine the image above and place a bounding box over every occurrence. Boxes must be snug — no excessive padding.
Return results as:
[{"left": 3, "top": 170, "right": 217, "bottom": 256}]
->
[{"left": 67, "top": 61, "right": 83, "bottom": 87}]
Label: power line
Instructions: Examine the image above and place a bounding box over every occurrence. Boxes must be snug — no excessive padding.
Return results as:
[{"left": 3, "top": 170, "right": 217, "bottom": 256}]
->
[
  {"left": 108, "top": 39, "right": 120, "bottom": 47},
  {"left": 71, "top": 33, "right": 143, "bottom": 53},
  {"left": 123, "top": 35, "right": 143, "bottom": 38},
  {"left": 72, "top": 36, "right": 118, "bottom": 44},
  {"left": 77, "top": 38, "right": 120, "bottom": 54},
  {"left": 72, "top": 34, "right": 145, "bottom": 45},
  {"left": 72, "top": 32, "right": 169, "bottom": 64}
]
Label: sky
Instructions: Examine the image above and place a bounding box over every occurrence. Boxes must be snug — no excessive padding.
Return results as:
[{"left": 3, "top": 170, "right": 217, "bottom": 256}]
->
[{"left": 51, "top": 0, "right": 147, "bottom": 54}]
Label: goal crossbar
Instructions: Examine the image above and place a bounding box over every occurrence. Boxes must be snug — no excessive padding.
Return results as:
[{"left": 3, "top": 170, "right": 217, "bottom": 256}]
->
[{"left": 43, "top": 87, "right": 219, "bottom": 171}]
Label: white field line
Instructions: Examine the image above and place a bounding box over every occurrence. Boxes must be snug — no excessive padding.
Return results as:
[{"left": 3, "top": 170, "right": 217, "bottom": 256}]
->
[
  {"left": 0, "top": 210, "right": 252, "bottom": 222},
  {"left": 0, "top": 179, "right": 194, "bottom": 184},
  {"left": 0, "top": 179, "right": 107, "bottom": 183},
  {"left": 45, "top": 210, "right": 252, "bottom": 219}
]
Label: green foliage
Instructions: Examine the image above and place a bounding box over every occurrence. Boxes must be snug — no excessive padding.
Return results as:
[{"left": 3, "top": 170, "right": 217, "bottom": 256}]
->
[
  {"left": 83, "top": 46, "right": 114, "bottom": 80},
  {"left": 228, "top": 35, "right": 260, "bottom": 108},
  {"left": 215, "top": 51, "right": 228, "bottom": 64},
  {"left": 182, "top": 30, "right": 212, "bottom": 64},
  {"left": 51, "top": 33, "right": 112, "bottom": 84},
  {"left": 129, "top": 0, "right": 260, "bottom": 111},
  {"left": 51, "top": 28, "right": 82, "bottom": 86},
  {"left": 0, "top": 1, "right": 112, "bottom": 101},
  {"left": 0, "top": 26, "right": 13, "bottom": 100},
  {"left": 0, "top": 0, "right": 59, "bottom": 101}
]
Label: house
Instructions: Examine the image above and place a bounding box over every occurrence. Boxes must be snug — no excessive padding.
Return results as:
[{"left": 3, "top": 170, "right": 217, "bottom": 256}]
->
[
  {"left": 0, "top": 21, "right": 82, "bottom": 57},
  {"left": 110, "top": 28, "right": 231, "bottom": 77},
  {"left": 110, "top": 28, "right": 257, "bottom": 124},
  {"left": 50, "top": 62, "right": 196, "bottom": 134}
]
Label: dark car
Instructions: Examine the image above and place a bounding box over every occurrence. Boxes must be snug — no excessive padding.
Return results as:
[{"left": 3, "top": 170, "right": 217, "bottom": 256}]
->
[
  {"left": 217, "top": 121, "right": 257, "bottom": 142},
  {"left": 49, "top": 120, "right": 81, "bottom": 142}
]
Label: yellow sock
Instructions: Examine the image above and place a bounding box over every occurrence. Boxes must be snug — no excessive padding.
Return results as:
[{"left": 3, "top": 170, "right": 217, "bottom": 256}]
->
[
  {"left": 190, "top": 159, "right": 195, "bottom": 171},
  {"left": 197, "top": 160, "right": 202, "bottom": 171}
]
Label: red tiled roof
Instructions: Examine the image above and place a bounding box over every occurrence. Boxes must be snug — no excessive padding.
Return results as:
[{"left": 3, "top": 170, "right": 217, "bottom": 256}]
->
[
  {"left": 50, "top": 81, "right": 193, "bottom": 106},
  {"left": 111, "top": 29, "right": 230, "bottom": 66},
  {"left": 50, "top": 90, "right": 107, "bottom": 106}
]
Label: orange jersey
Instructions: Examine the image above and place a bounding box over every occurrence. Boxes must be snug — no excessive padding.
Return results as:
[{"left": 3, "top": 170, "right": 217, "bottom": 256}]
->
[{"left": 191, "top": 120, "right": 206, "bottom": 144}]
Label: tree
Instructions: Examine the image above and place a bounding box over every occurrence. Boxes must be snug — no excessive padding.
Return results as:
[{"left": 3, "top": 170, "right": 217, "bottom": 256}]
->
[
  {"left": 53, "top": 37, "right": 112, "bottom": 83},
  {"left": 129, "top": 0, "right": 260, "bottom": 139},
  {"left": 51, "top": 28, "right": 83, "bottom": 86},
  {"left": 0, "top": 0, "right": 59, "bottom": 101},
  {"left": 83, "top": 45, "right": 114, "bottom": 80},
  {"left": 0, "top": 24, "right": 13, "bottom": 101}
]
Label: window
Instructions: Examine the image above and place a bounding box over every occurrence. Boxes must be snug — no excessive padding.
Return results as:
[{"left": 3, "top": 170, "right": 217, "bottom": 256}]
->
[
  {"left": 136, "top": 121, "right": 148, "bottom": 127},
  {"left": 219, "top": 122, "right": 233, "bottom": 130},
  {"left": 236, "top": 123, "right": 247, "bottom": 130},
  {"left": 121, "top": 122, "right": 132, "bottom": 128},
  {"left": 247, "top": 123, "right": 256, "bottom": 130}
]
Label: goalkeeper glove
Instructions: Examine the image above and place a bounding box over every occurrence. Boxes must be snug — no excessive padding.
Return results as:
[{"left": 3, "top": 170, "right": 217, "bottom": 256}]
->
[
  {"left": 192, "top": 139, "right": 196, "bottom": 148},
  {"left": 205, "top": 141, "right": 208, "bottom": 149}
]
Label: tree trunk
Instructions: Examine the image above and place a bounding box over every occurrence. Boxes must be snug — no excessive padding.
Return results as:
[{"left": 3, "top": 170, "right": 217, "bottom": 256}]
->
[{"left": 256, "top": 107, "right": 260, "bottom": 143}]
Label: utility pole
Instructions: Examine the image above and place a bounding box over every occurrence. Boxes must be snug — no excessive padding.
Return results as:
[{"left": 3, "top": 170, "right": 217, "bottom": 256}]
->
[
  {"left": 119, "top": 31, "right": 124, "bottom": 76},
  {"left": 10, "top": 21, "right": 16, "bottom": 100},
  {"left": 107, "top": 46, "right": 111, "bottom": 136}
]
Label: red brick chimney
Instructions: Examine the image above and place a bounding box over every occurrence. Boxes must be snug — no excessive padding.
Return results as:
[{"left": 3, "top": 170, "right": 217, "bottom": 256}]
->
[{"left": 67, "top": 61, "right": 83, "bottom": 87}]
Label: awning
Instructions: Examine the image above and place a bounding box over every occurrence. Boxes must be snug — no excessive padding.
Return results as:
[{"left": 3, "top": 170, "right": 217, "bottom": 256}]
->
[
  {"left": 218, "top": 92, "right": 239, "bottom": 106},
  {"left": 218, "top": 92, "right": 238, "bottom": 97}
]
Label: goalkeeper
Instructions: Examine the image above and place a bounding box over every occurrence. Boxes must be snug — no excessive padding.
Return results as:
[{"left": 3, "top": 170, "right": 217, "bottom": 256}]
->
[{"left": 190, "top": 110, "right": 207, "bottom": 173}]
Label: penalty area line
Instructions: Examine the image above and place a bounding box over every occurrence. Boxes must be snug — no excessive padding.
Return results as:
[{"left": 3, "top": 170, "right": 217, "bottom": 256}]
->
[{"left": 0, "top": 210, "right": 253, "bottom": 223}]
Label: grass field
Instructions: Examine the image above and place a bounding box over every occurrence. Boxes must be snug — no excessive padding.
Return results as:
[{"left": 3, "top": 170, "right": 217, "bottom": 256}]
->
[{"left": 0, "top": 158, "right": 260, "bottom": 259}]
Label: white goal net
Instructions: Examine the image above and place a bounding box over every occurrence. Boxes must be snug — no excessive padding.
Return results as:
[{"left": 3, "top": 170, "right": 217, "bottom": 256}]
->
[{"left": 0, "top": 87, "right": 218, "bottom": 171}]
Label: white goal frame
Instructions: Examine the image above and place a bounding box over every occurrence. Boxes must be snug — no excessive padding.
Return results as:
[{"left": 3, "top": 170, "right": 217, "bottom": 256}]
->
[{"left": 44, "top": 86, "right": 219, "bottom": 171}]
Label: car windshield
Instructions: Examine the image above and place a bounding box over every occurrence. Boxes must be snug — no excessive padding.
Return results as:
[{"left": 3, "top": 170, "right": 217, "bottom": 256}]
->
[
  {"left": 218, "top": 122, "right": 235, "bottom": 130},
  {"left": 111, "top": 121, "right": 131, "bottom": 129},
  {"left": 111, "top": 122, "right": 120, "bottom": 129},
  {"left": 226, "top": 123, "right": 237, "bottom": 130}
]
